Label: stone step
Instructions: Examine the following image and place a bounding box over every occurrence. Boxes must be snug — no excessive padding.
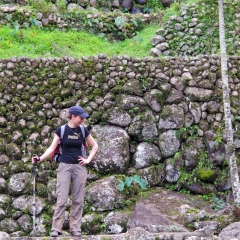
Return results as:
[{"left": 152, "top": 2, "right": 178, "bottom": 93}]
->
[{"left": 9, "top": 227, "right": 219, "bottom": 240}]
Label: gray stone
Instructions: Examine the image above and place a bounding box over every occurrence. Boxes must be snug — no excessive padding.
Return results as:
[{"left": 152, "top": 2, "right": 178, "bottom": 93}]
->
[
  {"left": 156, "top": 42, "right": 169, "bottom": 52},
  {"left": 150, "top": 48, "right": 162, "bottom": 57},
  {"left": 0, "top": 194, "right": 11, "bottom": 210},
  {"left": 184, "top": 87, "right": 213, "bottom": 101},
  {"left": 127, "top": 203, "right": 187, "bottom": 232},
  {"left": 206, "top": 141, "right": 227, "bottom": 167},
  {"left": 194, "top": 221, "right": 219, "bottom": 232},
  {"left": 12, "top": 196, "right": 44, "bottom": 215},
  {"left": 133, "top": 142, "right": 161, "bottom": 169},
  {"left": 90, "top": 125, "right": 130, "bottom": 174},
  {"left": 165, "top": 159, "right": 180, "bottom": 183},
  {"left": 104, "top": 211, "right": 129, "bottom": 234},
  {"left": 29, "top": 224, "right": 46, "bottom": 237},
  {"left": 159, "top": 104, "right": 184, "bottom": 129},
  {"left": 151, "top": 36, "right": 166, "bottom": 46},
  {"left": 175, "top": 23, "right": 184, "bottom": 31},
  {"left": 141, "top": 111, "right": 158, "bottom": 141},
  {"left": 85, "top": 176, "right": 125, "bottom": 211},
  {"left": 0, "top": 155, "right": 10, "bottom": 165},
  {"left": 17, "top": 214, "right": 32, "bottom": 232},
  {"left": 161, "top": 0, "right": 174, "bottom": 7},
  {"left": 138, "top": 165, "right": 162, "bottom": 187},
  {"left": 144, "top": 89, "right": 163, "bottom": 112},
  {"left": 158, "top": 130, "right": 180, "bottom": 157},
  {"left": 103, "top": 107, "right": 132, "bottom": 127},
  {"left": 0, "top": 4, "right": 16, "bottom": 12},
  {"left": 189, "top": 102, "right": 201, "bottom": 123},
  {"left": 5, "top": 143, "right": 22, "bottom": 160},
  {"left": 183, "top": 147, "right": 199, "bottom": 170},
  {"left": 121, "top": 0, "right": 133, "bottom": 9},
  {"left": 0, "top": 231, "right": 10, "bottom": 240},
  {"left": 167, "top": 88, "right": 183, "bottom": 103},
  {"left": 8, "top": 173, "right": 32, "bottom": 196},
  {"left": 218, "top": 222, "right": 240, "bottom": 240},
  {"left": 0, "top": 218, "right": 18, "bottom": 233},
  {"left": 67, "top": 3, "right": 84, "bottom": 11},
  {"left": 117, "top": 94, "right": 147, "bottom": 111},
  {"left": 123, "top": 79, "right": 143, "bottom": 96}
]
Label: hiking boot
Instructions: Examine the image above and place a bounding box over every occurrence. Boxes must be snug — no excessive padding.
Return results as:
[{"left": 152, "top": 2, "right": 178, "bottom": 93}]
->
[
  {"left": 70, "top": 231, "right": 82, "bottom": 237},
  {"left": 50, "top": 230, "right": 59, "bottom": 237}
]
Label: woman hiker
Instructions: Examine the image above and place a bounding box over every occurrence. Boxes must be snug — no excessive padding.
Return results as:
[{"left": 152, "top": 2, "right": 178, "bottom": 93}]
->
[{"left": 32, "top": 106, "right": 98, "bottom": 237}]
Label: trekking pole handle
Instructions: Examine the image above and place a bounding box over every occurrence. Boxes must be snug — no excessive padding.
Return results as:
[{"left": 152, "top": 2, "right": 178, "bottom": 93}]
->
[{"left": 32, "top": 154, "right": 40, "bottom": 165}]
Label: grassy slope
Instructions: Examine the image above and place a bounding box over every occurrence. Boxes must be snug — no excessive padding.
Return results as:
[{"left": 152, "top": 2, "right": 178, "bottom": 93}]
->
[{"left": 0, "top": 24, "right": 160, "bottom": 59}]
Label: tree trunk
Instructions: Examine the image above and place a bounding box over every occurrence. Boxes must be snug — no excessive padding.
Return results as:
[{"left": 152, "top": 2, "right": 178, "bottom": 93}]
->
[{"left": 218, "top": 0, "right": 240, "bottom": 206}]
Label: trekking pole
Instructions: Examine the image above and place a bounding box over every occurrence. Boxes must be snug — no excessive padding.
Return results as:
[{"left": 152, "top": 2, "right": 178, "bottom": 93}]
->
[{"left": 32, "top": 154, "right": 38, "bottom": 230}]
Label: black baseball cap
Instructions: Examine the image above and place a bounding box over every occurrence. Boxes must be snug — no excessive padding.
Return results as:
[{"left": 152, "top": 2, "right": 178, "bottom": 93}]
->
[{"left": 69, "top": 106, "right": 89, "bottom": 118}]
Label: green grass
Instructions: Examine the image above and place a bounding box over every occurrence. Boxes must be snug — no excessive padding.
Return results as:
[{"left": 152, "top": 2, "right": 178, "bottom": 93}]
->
[{"left": 0, "top": 24, "right": 160, "bottom": 59}]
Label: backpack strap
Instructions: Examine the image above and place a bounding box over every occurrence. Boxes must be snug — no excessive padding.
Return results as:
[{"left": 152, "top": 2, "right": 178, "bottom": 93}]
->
[
  {"left": 79, "top": 125, "right": 87, "bottom": 158},
  {"left": 59, "top": 124, "right": 66, "bottom": 154},
  {"left": 79, "top": 125, "right": 85, "bottom": 139}
]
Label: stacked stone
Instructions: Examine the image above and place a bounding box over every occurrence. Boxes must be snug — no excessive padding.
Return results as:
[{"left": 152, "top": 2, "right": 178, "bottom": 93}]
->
[
  {"left": 150, "top": 0, "right": 240, "bottom": 56},
  {"left": 0, "top": 4, "right": 160, "bottom": 41},
  {"left": 0, "top": 55, "right": 240, "bottom": 236}
]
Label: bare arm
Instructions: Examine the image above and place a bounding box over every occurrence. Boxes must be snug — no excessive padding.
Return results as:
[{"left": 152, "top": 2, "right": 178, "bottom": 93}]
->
[
  {"left": 32, "top": 133, "right": 60, "bottom": 163},
  {"left": 78, "top": 134, "right": 98, "bottom": 165}
]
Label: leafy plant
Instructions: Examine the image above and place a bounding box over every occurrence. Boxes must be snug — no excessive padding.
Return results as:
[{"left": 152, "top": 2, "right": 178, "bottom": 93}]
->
[
  {"left": 118, "top": 175, "right": 147, "bottom": 191},
  {"left": 211, "top": 197, "right": 226, "bottom": 211}
]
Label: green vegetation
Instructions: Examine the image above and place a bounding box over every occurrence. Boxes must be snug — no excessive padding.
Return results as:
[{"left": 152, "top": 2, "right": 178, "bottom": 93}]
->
[
  {"left": 0, "top": 24, "right": 159, "bottom": 58},
  {"left": 118, "top": 175, "right": 147, "bottom": 192}
]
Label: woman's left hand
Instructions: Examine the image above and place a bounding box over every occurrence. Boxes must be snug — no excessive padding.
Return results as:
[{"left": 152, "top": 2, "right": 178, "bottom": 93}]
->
[{"left": 78, "top": 156, "right": 90, "bottom": 165}]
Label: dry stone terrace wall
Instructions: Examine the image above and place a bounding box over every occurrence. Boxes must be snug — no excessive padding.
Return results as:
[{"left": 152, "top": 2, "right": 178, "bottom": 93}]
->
[{"left": 0, "top": 55, "right": 240, "bottom": 235}]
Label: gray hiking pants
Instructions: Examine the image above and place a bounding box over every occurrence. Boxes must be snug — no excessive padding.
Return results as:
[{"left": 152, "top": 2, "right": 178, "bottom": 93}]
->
[{"left": 51, "top": 163, "right": 88, "bottom": 233}]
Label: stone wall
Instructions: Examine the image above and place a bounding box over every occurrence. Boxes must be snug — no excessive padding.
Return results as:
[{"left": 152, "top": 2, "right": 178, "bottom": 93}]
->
[
  {"left": 150, "top": 0, "right": 240, "bottom": 56},
  {"left": 0, "top": 55, "right": 240, "bottom": 236},
  {"left": 0, "top": 4, "right": 157, "bottom": 41}
]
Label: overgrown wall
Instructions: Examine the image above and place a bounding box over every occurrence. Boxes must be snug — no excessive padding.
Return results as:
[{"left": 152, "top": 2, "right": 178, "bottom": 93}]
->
[{"left": 0, "top": 55, "right": 240, "bottom": 236}]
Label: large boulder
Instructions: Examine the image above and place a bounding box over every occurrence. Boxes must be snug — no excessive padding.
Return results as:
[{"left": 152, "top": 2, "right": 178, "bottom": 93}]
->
[
  {"left": 16, "top": 214, "right": 32, "bottom": 232},
  {"left": 85, "top": 176, "right": 126, "bottom": 211},
  {"left": 158, "top": 130, "right": 180, "bottom": 157},
  {"left": 90, "top": 125, "right": 130, "bottom": 174},
  {"left": 117, "top": 94, "right": 147, "bottom": 112},
  {"left": 127, "top": 203, "right": 188, "bottom": 232},
  {"left": 218, "top": 222, "right": 240, "bottom": 240},
  {"left": 5, "top": 143, "right": 22, "bottom": 160},
  {"left": 102, "top": 107, "right": 132, "bottom": 127},
  {"left": 144, "top": 89, "right": 164, "bottom": 112},
  {"left": 184, "top": 87, "right": 213, "bottom": 101},
  {"left": 104, "top": 211, "right": 129, "bottom": 234},
  {"left": 138, "top": 165, "right": 163, "bottom": 187},
  {"left": 12, "top": 196, "right": 45, "bottom": 215},
  {"left": 161, "top": 0, "right": 174, "bottom": 7},
  {"left": 0, "top": 194, "right": 11, "bottom": 210},
  {"left": 206, "top": 141, "right": 227, "bottom": 167},
  {"left": 121, "top": 0, "right": 133, "bottom": 9},
  {"left": 128, "top": 111, "right": 158, "bottom": 141},
  {"left": 82, "top": 212, "right": 103, "bottom": 234},
  {"left": 158, "top": 104, "right": 184, "bottom": 129},
  {"left": 0, "top": 155, "right": 10, "bottom": 165},
  {"left": 123, "top": 79, "right": 144, "bottom": 96},
  {"left": 0, "top": 232, "right": 9, "bottom": 240},
  {"left": 0, "top": 219, "right": 18, "bottom": 233},
  {"left": 8, "top": 172, "right": 32, "bottom": 196},
  {"left": 133, "top": 142, "right": 161, "bottom": 169}
]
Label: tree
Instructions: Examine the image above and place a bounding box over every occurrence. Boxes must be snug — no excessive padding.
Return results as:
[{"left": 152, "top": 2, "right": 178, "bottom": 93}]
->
[{"left": 218, "top": 0, "right": 240, "bottom": 207}]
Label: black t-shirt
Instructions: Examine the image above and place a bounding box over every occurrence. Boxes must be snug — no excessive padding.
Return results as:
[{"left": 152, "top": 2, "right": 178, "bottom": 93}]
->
[{"left": 55, "top": 125, "right": 90, "bottom": 164}]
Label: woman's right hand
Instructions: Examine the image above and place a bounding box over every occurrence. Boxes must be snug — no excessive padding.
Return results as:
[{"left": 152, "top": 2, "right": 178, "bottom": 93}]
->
[{"left": 32, "top": 155, "right": 40, "bottom": 164}]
